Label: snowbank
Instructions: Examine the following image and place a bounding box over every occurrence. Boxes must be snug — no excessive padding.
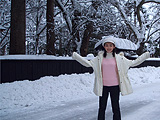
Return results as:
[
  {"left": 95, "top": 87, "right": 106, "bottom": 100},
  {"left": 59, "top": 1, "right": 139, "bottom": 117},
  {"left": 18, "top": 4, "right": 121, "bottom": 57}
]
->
[
  {"left": 0, "top": 66, "right": 160, "bottom": 114},
  {"left": 0, "top": 73, "right": 95, "bottom": 112},
  {"left": 128, "top": 66, "right": 160, "bottom": 85}
]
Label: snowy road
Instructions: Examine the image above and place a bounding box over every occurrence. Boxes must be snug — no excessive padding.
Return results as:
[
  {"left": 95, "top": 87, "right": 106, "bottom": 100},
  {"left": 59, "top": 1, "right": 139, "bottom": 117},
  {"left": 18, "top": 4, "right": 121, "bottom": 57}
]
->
[{"left": 1, "top": 82, "right": 160, "bottom": 120}]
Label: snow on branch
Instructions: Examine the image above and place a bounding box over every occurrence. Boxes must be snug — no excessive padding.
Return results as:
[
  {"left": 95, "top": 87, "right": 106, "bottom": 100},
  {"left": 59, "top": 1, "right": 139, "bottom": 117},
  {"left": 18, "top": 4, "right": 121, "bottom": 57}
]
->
[
  {"left": 144, "top": 0, "right": 160, "bottom": 4},
  {"left": 136, "top": 0, "right": 160, "bottom": 27},
  {"left": 146, "top": 17, "right": 160, "bottom": 41},
  {"left": 136, "top": 0, "right": 160, "bottom": 7},
  {"left": 106, "top": 0, "right": 143, "bottom": 40},
  {"left": 147, "top": 28, "right": 160, "bottom": 40},
  {"left": 55, "top": 0, "right": 72, "bottom": 33}
]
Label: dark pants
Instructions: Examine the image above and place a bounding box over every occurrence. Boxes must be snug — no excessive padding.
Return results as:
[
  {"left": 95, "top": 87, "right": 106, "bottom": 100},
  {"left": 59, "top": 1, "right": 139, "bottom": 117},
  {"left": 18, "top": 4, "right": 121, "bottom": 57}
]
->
[{"left": 98, "top": 86, "right": 121, "bottom": 120}]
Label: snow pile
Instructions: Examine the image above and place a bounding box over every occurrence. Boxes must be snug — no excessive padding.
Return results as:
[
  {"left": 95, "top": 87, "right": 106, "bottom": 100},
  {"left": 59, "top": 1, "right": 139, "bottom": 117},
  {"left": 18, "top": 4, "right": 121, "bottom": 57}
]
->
[
  {"left": 128, "top": 66, "right": 160, "bottom": 85},
  {"left": 0, "top": 73, "right": 95, "bottom": 111},
  {"left": 0, "top": 66, "right": 160, "bottom": 114},
  {"left": 126, "top": 66, "right": 160, "bottom": 103}
]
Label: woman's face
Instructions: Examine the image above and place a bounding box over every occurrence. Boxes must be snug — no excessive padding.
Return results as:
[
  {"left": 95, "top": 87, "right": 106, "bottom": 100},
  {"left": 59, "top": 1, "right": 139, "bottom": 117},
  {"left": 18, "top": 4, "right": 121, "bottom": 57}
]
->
[{"left": 104, "top": 42, "right": 115, "bottom": 53}]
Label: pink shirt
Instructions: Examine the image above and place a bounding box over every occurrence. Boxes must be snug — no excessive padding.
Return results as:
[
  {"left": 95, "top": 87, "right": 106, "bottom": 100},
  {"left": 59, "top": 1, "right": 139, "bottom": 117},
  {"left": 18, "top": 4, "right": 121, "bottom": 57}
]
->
[{"left": 102, "top": 58, "right": 119, "bottom": 86}]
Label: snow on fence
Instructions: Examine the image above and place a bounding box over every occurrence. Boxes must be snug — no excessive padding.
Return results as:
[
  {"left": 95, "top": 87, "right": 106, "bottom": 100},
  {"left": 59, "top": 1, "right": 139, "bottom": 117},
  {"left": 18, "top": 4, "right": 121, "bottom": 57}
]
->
[{"left": 0, "top": 55, "right": 160, "bottom": 83}]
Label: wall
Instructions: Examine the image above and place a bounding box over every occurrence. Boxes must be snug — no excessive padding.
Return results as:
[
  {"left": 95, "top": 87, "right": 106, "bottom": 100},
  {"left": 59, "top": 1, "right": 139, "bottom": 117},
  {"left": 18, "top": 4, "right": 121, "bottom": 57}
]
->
[{"left": 0, "top": 58, "right": 160, "bottom": 83}]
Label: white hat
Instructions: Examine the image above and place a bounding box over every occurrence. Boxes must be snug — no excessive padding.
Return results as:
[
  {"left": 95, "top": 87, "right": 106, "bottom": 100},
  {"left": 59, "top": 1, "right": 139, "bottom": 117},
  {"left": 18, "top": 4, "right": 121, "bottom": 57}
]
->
[{"left": 102, "top": 36, "right": 116, "bottom": 47}]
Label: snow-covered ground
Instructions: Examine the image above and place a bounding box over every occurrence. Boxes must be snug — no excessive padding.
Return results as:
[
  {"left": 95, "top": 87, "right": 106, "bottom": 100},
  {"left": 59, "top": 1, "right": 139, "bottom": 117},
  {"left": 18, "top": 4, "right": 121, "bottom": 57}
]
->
[{"left": 0, "top": 66, "right": 160, "bottom": 120}]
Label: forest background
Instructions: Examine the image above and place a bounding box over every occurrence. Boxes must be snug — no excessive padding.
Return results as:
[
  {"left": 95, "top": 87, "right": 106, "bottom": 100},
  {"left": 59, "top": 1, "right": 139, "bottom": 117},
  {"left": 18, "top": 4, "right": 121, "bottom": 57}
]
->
[{"left": 0, "top": 0, "right": 160, "bottom": 57}]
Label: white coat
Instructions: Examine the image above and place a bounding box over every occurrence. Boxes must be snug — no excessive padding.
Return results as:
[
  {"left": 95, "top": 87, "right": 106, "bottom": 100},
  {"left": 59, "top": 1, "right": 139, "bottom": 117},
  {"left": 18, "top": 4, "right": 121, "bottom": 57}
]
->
[{"left": 72, "top": 51, "right": 150, "bottom": 96}]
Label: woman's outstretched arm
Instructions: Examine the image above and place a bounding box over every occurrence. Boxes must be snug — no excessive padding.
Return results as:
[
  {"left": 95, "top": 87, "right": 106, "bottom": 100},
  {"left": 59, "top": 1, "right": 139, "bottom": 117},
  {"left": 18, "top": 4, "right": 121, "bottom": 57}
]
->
[
  {"left": 128, "top": 52, "right": 150, "bottom": 67},
  {"left": 72, "top": 52, "right": 93, "bottom": 67}
]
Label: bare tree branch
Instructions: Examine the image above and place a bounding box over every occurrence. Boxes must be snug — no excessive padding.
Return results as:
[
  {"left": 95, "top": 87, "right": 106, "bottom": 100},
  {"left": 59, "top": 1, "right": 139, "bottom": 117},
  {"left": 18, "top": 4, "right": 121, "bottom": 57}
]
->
[
  {"left": 0, "top": 26, "right": 10, "bottom": 47},
  {"left": 55, "top": 0, "right": 72, "bottom": 33},
  {"left": 147, "top": 17, "right": 160, "bottom": 41},
  {"left": 144, "top": 0, "right": 160, "bottom": 4}
]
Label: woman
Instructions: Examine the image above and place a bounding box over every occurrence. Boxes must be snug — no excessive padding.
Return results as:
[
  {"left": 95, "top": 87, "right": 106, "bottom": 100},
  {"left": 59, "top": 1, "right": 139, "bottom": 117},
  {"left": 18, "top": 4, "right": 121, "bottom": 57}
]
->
[{"left": 72, "top": 36, "right": 150, "bottom": 120}]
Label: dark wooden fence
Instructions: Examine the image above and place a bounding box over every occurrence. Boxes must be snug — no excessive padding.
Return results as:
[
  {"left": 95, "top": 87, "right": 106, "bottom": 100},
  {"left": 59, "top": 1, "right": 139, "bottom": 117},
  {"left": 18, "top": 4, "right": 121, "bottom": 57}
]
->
[
  {"left": 0, "top": 58, "right": 160, "bottom": 83},
  {"left": 0, "top": 59, "right": 93, "bottom": 83}
]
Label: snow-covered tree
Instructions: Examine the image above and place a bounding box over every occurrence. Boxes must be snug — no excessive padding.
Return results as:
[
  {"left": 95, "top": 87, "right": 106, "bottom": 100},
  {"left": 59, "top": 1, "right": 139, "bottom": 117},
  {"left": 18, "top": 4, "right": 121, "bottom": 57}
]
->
[
  {"left": 104, "top": 0, "right": 160, "bottom": 55},
  {"left": 1, "top": 0, "right": 159, "bottom": 57},
  {"left": 0, "top": 0, "right": 11, "bottom": 55},
  {"left": 145, "top": 3, "right": 160, "bottom": 56},
  {"left": 26, "top": 0, "right": 46, "bottom": 55},
  {"left": 54, "top": 0, "right": 124, "bottom": 56}
]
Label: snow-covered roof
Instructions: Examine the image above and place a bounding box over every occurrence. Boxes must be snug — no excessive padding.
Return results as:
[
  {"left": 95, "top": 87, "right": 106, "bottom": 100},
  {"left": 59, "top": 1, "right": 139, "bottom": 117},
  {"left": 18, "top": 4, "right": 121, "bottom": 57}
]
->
[
  {"left": 0, "top": 55, "right": 73, "bottom": 60},
  {"left": 0, "top": 54, "right": 95, "bottom": 60},
  {"left": 95, "top": 36, "right": 138, "bottom": 51},
  {"left": 0, "top": 55, "right": 159, "bottom": 61}
]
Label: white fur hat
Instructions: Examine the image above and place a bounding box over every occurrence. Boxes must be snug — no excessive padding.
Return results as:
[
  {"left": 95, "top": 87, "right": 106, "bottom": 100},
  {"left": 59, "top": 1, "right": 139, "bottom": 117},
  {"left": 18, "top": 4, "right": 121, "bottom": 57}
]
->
[{"left": 102, "top": 36, "right": 116, "bottom": 47}]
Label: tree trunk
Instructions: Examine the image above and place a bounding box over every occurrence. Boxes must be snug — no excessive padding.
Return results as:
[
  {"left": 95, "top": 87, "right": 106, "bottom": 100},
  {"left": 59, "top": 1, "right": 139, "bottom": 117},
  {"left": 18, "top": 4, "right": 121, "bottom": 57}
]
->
[
  {"left": 136, "top": 42, "right": 145, "bottom": 55},
  {"left": 10, "top": 0, "right": 26, "bottom": 54},
  {"left": 46, "top": 0, "right": 55, "bottom": 55},
  {"left": 80, "top": 21, "right": 93, "bottom": 56}
]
